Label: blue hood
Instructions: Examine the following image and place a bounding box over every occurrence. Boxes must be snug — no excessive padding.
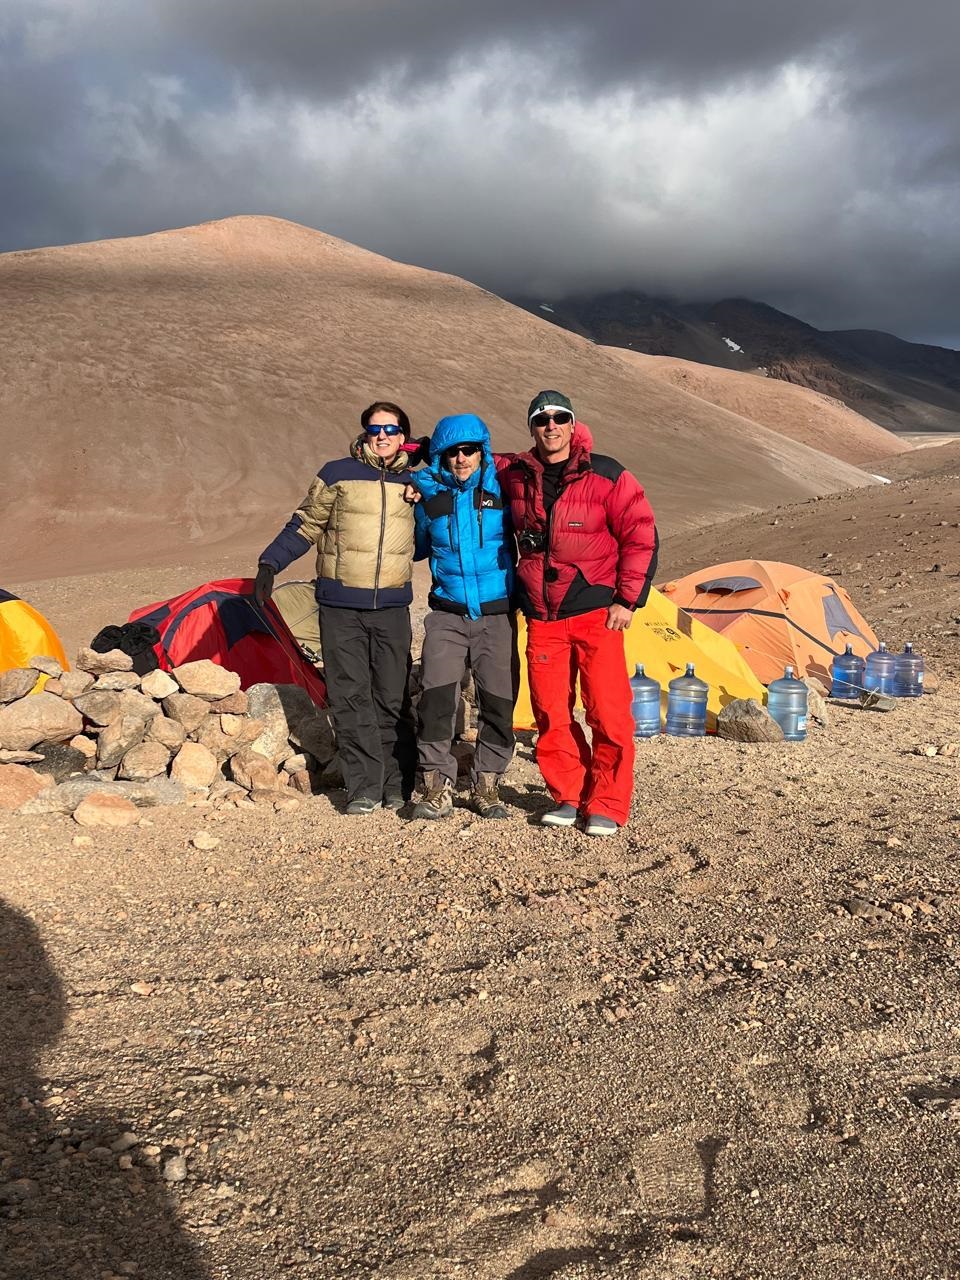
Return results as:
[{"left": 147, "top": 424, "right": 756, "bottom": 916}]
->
[{"left": 428, "top": 413, "right": 493, "bottom": 482}]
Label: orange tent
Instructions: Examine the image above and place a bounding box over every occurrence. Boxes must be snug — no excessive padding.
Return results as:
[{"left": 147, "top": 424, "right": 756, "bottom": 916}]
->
[{"left": 659, "top": 560, "right": 877, "bottom": 686}]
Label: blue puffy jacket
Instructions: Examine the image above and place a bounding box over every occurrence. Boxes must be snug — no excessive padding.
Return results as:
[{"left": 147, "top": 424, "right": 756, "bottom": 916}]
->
[{"left": 412, "top": 413, "right": 513, "bottom": 620}]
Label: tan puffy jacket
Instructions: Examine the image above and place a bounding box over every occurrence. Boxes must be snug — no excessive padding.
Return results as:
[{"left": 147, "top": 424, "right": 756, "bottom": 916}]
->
[{"left": 260, "top": 437, "right": 415, "bottom": 609}]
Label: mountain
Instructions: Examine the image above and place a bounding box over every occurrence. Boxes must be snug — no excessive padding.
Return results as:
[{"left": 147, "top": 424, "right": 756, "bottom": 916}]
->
[
  {"left": 0, "top": 217, "right": 895, "bottom": 580},
  {"left": 515, "top": 292, "right": 960, "bottom": 434}
]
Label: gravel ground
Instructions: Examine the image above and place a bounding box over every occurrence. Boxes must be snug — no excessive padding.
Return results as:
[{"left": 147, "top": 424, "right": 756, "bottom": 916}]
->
[{"left": 3, "top": 466, "right": 960, "bottom": 1280}]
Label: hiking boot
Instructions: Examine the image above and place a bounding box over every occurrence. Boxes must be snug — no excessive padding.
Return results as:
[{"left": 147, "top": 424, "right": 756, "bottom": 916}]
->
[
  {"left": 584, "top": 814, "right": 619, "bottom": 837},
  {"left": 412, "top": 770, "right": 454, "bottom": 820},
  {"left": 540, "top": 802, "right": 578, "bottom": 827},
  {"left": 469, "top": 773, "right": 508, "bottom": 820},
  {"left": 382, "top": 790, "right": 405, "bottom": 812},
  {"left": 345, "top": 797, "right": 382, "bottom": 816}
]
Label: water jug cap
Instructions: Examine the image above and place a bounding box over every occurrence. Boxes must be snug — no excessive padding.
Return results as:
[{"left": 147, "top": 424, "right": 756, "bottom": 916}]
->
[
  {"left": 784, "top": 665, "right": 794, "bottom": 678},
  {"left": 685, "top": 662, "right": 695, "bottom": 676},
  {"left": 635, "top": 663, "right": 645, "bottom": 676},
  {"left": 904, "top": 642, "right": 913, "bottom": 653},
  {"left": 878, "top": 641, "right": 887, "bottom": 652},
  {"left": 844, "top": 643, "right": 853, "bottom": 653}
]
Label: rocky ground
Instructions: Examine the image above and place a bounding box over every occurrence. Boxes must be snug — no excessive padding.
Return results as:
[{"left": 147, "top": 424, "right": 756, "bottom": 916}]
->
[{"left": 3, "top": 448, "right": 960, "bottom": 1279}]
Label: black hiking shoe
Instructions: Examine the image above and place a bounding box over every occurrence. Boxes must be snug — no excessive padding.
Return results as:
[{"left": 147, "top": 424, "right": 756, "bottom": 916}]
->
[
  {"left": 345, "top": 797, "right": 382, "bottom": 816},
  {"left": 383, "top": 790, "right": 405, "bottom": 812},
  {"left": 412, "top": 770, "right": 454, "bottom": 820},
  {"left": 469, "top": 773, "right": 509, "bottom": 820}
]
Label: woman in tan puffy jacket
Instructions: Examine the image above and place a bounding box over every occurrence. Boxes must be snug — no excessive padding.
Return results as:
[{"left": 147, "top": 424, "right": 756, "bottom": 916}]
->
[{"left": 255, "top": 402, "right": 418, "bottom": 814}]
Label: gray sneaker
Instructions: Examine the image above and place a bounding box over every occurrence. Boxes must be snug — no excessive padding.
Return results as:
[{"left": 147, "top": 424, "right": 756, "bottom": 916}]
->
[
  {"left": 413, "top": 770, "right": 454, "bottom": 820},
  {"left": 540, "top": 803, "right": 578, "bottom": 827},
  {"left": 345, "top": 797, "right": 382, "bottom": 816},
  {"left": 584, "top": 814, "right": 619, "bottom": 837},
  {"left": 382, "top": 791, "right": 405, "bottom": 812}
]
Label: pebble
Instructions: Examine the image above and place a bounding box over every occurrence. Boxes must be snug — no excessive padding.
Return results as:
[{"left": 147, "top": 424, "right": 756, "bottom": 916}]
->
[
  {"left": 191, "top": 831, "right": 221, "bottom": 850},
  {"left": 163, "top": 1155, "right": 188, "bottom": 1183}
]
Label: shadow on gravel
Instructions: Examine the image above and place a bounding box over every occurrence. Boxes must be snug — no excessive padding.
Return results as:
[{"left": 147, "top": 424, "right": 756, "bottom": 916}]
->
[{"left": 0, "top": 898, "right": 208, "bottom": 1279}]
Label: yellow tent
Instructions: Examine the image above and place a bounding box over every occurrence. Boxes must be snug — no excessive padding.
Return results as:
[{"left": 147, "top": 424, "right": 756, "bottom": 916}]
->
[
  {"left": 514, "top": 587, "right": 764, "bottom": 731},
  {"left": 0, "top": 589, "right": 69, "bottom": 681}
]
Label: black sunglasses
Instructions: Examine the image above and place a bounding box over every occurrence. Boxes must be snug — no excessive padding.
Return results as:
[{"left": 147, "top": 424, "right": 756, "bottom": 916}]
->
[
  {"left": 365, "top": 423, "right": 403, "bottom": 436},
  {"left": 442, "top": 442, "right": 482, "bottom": 459},
  {"left": 530, "top": 411, "right": 573, "bottom": 428}
]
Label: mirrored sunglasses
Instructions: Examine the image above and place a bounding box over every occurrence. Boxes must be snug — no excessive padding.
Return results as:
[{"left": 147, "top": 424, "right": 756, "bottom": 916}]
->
[
  {"left": 530, "top": 411, "right": 573, "bottom": 428},
  {"left": 365, "top": 423, "right": 403, "bottom": 436}
]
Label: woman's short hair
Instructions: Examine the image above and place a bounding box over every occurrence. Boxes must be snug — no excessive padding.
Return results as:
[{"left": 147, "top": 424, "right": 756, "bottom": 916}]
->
[{"left": 360, "top": 401, "right": 410, "bottom": 437}]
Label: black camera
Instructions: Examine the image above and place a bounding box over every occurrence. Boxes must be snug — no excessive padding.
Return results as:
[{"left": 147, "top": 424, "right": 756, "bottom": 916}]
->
[{"left": 517, "top": 529, "right": 547, "bottom": 553}]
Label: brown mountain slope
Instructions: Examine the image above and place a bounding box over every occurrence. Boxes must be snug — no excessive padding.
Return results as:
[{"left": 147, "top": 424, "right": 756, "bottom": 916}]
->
[
  {"left": 626, "top": 352, "right": 909, "bottom": 467},
  {"left": 1, "top": 216, "right": 880, "bottom": 580}
]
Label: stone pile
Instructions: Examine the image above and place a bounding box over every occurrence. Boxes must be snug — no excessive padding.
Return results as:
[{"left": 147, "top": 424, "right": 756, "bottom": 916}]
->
[{"left": 0, "top": 650, "right": 336, "bottom": 824}]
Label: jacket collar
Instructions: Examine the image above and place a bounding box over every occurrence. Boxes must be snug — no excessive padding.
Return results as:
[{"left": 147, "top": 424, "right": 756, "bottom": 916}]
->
[{"left": 351, "top": 434, "right": 410, "bottom": 473}]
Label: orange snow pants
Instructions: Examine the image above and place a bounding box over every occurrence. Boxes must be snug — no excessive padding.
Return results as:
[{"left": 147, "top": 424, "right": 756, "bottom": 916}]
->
[{"left": 526, "top": 608, "right": 635, "bottom": 825}]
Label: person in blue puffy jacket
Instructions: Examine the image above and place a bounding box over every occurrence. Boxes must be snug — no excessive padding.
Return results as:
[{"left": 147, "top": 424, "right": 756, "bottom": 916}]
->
[{"left": 408, "top": 413, "right": 518, "bottom": 820}]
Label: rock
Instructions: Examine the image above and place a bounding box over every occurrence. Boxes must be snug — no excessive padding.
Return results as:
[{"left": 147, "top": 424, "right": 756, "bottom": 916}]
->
[
  {"left": 0, "top": 1178, "right": 40, "bottom": 1204},
  {"left": 283, "top": 752, "right": 309, "bottom": 774},
  {"left": 117, "top": 690, "right": 161, "bottom": 722},
  {"left": 119, "top": 740, "right": 172, "bottom": 780},
  {"left": 717, "top": 699, "right": 785, "bottom": 743},
  {"left": 800, "top": 679, "right": 830, "bottom": 727},
  {"left": 923, "top": 670, "right": 940, "bottom": 695},
  {"left": 274, "top": 794, "right": 301, "bottom": 813},
  {"left": 140, "top": 669, "right": 179, "bottom": 700},
  {"left": 0, "top": 691, "right": 83, "bottom": 750},
  {"left": 74, "top": 690, "right": 124, "bottom": 726},
  {"left": 172, "top": 659, "right": 242, "bottom": 701},
  {"left": 290, "top": 769, "right": 313, "bottom": 795},
  {"left": 209, "top": 779, "right": 245, "bottom": 801},
  {"left": 291, "top": 709, "right": 336, "bottom": 767},
  {"left": 192, "top": 718, "right": 245, "bottom": 761},
  {"left": 0, "top": 763, "right": 54, "bottom": 810},
  {"left": 28, "top": 655, "right": 64, "bottom": 677},
  {"left": 75, "top": 646, "right": 134, "bottom": 675},
  {"left": 191, "top": 831, "right": 221, "bottom": 850},
  {"left": 230, "top": 746, "right": 282, "bottom": 791},
  {"left": 74, "top": 791, "right": 141, "bottom": 827},
  {"left": 147, "top": 715, "right": 187, "bottom": 750},
  {"left": 220, "top": 713, "right": 245, "bottom": 738},
  {"left": 55, "top": 669, "right": 95, "bottom": 699},
  {"left": 162, "top": 692, "right": 212, "bottom": 733},
  {"left": 111, "top": 1132, "right": 140, "bottom": 1153},
  {"left": 0, "top": 668, "right": 40, "bottom": 703},
  {"left": 23, "top": 741, "right": 90, "bottom": 782},
  {"left": 93, "top": 672, "right": 143, "bottom": 692},
  {"left": 213, "top": 690, "right": 249, "bottom": 715},
  {"left": 858, "top": 690, "right": 896, "bottom": 712},
  {"left": 18, "top": 775, "right": 186, "bottom": 815},
  {"left": 939, "top": 742, "right": 959, "bottom": 758},
  {"left": 171, "top": 742, "right": 219, "bottom": 789},
  {"left": 163, "top": 1155, "right": 188, "bottom": 1183},
  {"left": 246, "top": 683, "right": 320, "bottom": 764},
  {"left": 0, "top": 749, "right": 43, "bottom": 764},
  {"left": 97, "top": 715, "right": 149, "bottom": 769},
  {"left": 69, "top": 734, "right": 98, "bottom": 760}
]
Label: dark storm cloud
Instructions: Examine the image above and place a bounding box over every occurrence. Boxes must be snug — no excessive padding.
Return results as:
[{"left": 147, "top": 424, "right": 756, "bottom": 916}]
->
[{"left": 1, "top": 0, "right": 959, "bottom": 343}]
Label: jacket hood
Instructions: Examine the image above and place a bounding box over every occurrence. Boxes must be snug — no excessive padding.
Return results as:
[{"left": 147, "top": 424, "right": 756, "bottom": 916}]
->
[{"left": 428, "top": 413, "right": 493, "bottom": 461}]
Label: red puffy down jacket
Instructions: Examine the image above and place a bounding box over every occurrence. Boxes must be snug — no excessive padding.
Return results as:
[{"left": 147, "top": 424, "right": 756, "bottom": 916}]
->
[{"left": 497, "top": 425, "right": 659, "bottom": 621}]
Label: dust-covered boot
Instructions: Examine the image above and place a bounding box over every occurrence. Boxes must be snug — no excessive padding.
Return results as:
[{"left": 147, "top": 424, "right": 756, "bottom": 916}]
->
[
  {"left": 412, "top": 770, "right": 454, "bottom": 820},
  {"left": 470, "top": 773, "right": 509, "bottom": 820}
]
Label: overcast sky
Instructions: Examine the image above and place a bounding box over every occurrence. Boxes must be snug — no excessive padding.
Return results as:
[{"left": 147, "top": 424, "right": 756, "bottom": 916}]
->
[{"left": 2, "top": 0, "right": 958, "bottom": 343}]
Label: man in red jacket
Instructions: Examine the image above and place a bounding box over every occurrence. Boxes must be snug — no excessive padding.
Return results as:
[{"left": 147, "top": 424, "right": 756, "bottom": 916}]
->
[{"left": 498, "top": 391, "right": 658, "bottom": 835}]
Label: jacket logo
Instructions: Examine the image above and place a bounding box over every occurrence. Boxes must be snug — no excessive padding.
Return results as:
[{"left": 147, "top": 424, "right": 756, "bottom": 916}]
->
[
  {"left": 568, "top": 521, "right": 584, "bottom": 527},
  {"left": 480, "top": 494, "right": 496, "bottom": 508}
]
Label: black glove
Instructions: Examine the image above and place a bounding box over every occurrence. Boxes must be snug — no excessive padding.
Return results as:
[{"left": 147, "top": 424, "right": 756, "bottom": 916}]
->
[
  {"left": 253, "top": 563, "right": 276, "bottom": 607},
  {"left": 409, "top": 435, "right": 431, "bottom": 466}
]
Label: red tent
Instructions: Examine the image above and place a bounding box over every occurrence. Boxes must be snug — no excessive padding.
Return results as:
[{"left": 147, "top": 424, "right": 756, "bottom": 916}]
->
[{"left": 128, "top": 578, "right": 327, "bottom": 705}]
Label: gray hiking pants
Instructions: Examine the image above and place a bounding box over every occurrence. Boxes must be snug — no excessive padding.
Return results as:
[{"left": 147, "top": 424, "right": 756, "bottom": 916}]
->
[{"left": 417, "top": 611, "right": 518, "bottom": 785}]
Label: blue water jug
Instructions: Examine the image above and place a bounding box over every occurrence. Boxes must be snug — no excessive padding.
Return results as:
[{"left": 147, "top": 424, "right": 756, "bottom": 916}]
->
[
  {"left": 767, "top": 665, "right": 808, "bottom": 741},
  {"left": 893, "top": 641, "right": 924, "bottom": 698},
  {"left": 830, "top": 643, "right": 865, "bottom": 699},
  {"left": 630, "top": 664, "right": 662, "bottom": 737},
  {"left": 864, "top": 641, "right": 897, "bottom": 694},
  {"left": 666, "top": 663, "right": 708, "bottom": 737}
]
